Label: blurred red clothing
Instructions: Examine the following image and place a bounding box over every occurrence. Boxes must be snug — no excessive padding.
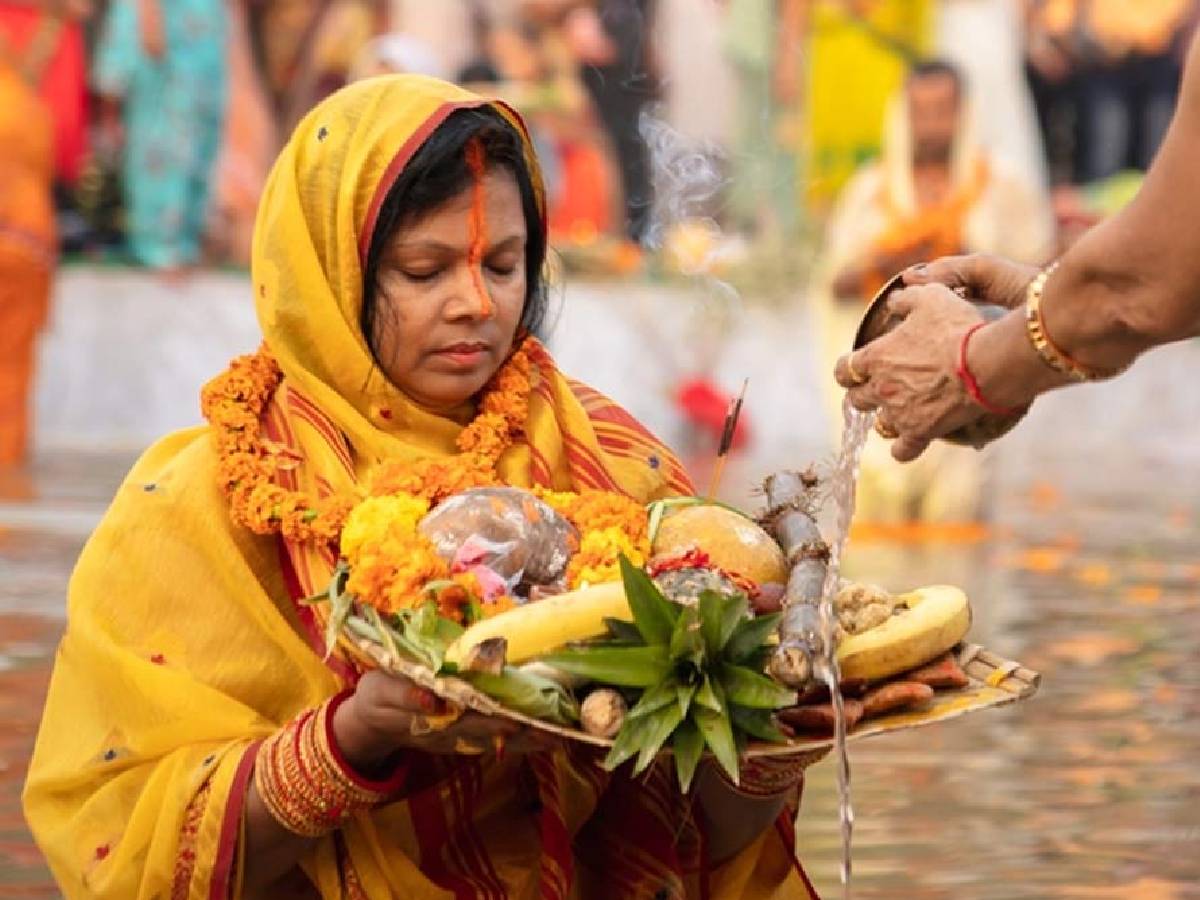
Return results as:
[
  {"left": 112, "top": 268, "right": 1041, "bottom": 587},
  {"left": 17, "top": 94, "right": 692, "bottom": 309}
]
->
[
  {"left": 674, "top": 377, "right": 752, "bottom": 450},
  {"left": 0, "top": 3, "right": 88, "bottom": 184}
]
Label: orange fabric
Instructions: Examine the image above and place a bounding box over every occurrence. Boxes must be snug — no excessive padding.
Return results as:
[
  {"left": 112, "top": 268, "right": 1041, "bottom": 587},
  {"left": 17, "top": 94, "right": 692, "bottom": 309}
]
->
[
  {"left": 0, "top": 59, "right": 55, "bottom": 465},
  {"left": 862, "top": 157, "right": 990, "bottom": 297},
  {"left": 0, "top": 4, "right": 87, "bottom": 184},
  {"left": 549, "top": 140, "right": 614, "bottom": 241}
]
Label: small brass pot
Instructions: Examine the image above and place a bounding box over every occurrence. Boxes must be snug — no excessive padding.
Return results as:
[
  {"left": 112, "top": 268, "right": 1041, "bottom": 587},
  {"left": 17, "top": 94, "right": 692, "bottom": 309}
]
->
[{"left": 852, "top": 274, "right": 1026, "bottom": 448}]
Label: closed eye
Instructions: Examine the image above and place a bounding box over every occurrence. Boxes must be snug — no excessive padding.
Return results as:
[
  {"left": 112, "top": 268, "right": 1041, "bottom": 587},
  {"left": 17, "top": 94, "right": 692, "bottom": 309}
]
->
[{"left": 403, "top": 269, "right": 442, "bottom": 283}]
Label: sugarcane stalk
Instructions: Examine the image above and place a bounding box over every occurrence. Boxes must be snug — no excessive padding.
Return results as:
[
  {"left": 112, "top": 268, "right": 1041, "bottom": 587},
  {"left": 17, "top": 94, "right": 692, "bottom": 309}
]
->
[{"left": 761, "top": 469, "right": 829, "bottom": 689}]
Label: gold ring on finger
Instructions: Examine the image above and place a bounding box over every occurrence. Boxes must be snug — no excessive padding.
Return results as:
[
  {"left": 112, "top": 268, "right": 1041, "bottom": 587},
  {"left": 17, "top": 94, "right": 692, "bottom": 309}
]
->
[
  {"left": 847, "top": 355, "right": 868, "bottom": 386},
  {"left": 454, "top": 738, "right": 486, "bottom": 755},
  {"left": 875, "top": 418, "right": 899, "bottom": 440}
]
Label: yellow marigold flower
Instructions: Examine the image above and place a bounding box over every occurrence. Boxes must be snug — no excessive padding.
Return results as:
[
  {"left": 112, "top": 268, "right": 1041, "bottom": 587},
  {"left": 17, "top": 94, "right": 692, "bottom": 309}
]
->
[{"left": 340, "top": 494, "right": 430, "bottom": 562}]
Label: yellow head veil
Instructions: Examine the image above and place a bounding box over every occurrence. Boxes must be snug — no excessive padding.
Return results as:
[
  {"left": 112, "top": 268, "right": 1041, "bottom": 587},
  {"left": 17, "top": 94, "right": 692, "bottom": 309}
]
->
[{"left": 253, "top": 74, "right": 546, "bottom": 465}]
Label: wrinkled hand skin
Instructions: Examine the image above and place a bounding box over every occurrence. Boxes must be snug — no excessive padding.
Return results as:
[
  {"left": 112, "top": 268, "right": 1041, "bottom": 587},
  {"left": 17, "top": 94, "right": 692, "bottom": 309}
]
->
[
  {"left": 835, "top": 283, "right": 989, "bottom": 462},
  {"left": 902, "top": 254, "right": 1038, "bottom": 310}
]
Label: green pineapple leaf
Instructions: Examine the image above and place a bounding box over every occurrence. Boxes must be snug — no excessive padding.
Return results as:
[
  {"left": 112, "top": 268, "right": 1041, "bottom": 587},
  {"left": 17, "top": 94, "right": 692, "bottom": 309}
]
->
[
  {"left": 673, "top": 717, "right": 706, "bottom": 793},
  {"left": 694, "top": 674, "right": 724, "bottom": 714},
  {"left": 634, "top": 704, "right": 685, "bottom": 775},
  {"left": 619, "top": 555, "right": 679, "bottom": 647},
  {"left": 540, "top": 645, "right": 671, "bottom": 688},
  {"left": 626, "top": 678, "right": 679, "bottom": 721},
  {"left": 602, "top": 617, "right": 644, "bottom": 645},
  {"left": 729, "top": 705, "right": 789, "bottom": 743},
  {"left": 725, "top": 611, "right": 782, "bottom": 666},
  {"left": 675, "top": 681, "right": 697, "bottom": 720},
  {"left": 719, "top": 663, "right": 798, "bottom": 710},
  {"left": 695, "top": 705, "right": 740, "bottom": 784},
  {"left": 698, "top": 590, "right": 749, "bottom": 656},
  {"left": 669, "top": 606, "right": 705, "bottom": 668},
  {"left": 603, "top": 710, "right": 667, "bottom": 771}
]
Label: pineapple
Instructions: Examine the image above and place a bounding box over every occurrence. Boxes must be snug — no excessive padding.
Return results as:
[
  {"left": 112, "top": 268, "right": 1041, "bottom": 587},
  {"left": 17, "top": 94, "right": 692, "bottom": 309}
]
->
[{"left": 541, "top": 557, "right": 796, "bottom": 791}]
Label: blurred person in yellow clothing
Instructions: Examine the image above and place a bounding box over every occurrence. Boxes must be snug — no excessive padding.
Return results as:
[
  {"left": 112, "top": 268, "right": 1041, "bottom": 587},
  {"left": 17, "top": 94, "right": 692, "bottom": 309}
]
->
[
  {"left": 800, "top": 0, "right": 934, "bottom": 212},
  {"left": 813, "top": 60, "right": 1053, "bottom": 524},
  {"left": 0, "top": 28, "right": 56, "bottom": 467}
]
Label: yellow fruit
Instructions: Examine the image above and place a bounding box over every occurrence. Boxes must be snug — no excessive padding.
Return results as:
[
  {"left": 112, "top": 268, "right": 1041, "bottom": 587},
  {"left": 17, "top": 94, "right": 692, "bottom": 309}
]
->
[
  {"left": 836, "top": 585, "right": 971, "bottom": 682},
  {"left": 651, "top": 505, "right": 787, "bottom": 586},
  {"left": 445, "top": 581, "right": 629, "bottom": 667}
]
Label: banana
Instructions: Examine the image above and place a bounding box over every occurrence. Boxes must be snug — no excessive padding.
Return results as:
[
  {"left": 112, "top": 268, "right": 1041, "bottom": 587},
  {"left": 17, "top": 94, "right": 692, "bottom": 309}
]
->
[
  {"left": 836, "top": 585, "right": 971, "bottom": 682},
  {"left": 445, "top": 581, "right": 630, "bottom": 668}
]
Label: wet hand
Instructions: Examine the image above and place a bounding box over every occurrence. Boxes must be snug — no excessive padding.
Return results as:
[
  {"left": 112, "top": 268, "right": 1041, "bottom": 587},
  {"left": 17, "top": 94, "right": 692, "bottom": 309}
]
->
[
  {"left": 334, "top": 670, "right": 551, "bottom": 771},
  {"left": 902, "top": 253, "right": 1038, "bottom": 310},
  {"left": 834, "top": 284, "right": 987, "bottom": 462}
]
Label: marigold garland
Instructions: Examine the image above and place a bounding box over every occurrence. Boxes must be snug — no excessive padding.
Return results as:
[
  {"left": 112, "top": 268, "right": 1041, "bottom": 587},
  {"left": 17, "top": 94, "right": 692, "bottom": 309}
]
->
[
  {"left": 202, "top": 337, "right": 652, "bottom": 625},
  {"left": 201, "top": 338, "right": 534, "bottom": 543}
]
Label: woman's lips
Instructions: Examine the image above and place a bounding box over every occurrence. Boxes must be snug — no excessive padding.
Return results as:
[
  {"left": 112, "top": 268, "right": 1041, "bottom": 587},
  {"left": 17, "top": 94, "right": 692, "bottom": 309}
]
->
[{"left": 432, "top": 343, "right": 489, "bottom": 368}]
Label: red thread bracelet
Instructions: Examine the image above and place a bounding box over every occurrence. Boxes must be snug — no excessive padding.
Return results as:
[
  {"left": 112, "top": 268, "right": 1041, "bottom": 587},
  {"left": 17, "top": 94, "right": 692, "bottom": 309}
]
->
[{"left": 956, "top": 323, "right": 1023, "bottom": 417}]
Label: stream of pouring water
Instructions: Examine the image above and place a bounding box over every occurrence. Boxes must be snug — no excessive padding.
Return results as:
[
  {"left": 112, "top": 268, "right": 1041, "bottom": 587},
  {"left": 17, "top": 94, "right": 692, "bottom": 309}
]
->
[{"left": 816, "top": 397, "right": 876, "bottom": 896}]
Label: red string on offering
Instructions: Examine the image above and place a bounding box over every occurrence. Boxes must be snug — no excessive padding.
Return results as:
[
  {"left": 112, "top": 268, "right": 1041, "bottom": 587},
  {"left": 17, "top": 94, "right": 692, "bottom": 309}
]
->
[{"left": 955, "top": 323, "right": 1024, "bottom": 417}]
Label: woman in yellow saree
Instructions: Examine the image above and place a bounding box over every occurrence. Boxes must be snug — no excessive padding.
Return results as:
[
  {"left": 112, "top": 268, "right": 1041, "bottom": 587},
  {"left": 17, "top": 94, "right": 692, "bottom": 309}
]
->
[{"left": 24, "top": 75, "right": 820, "bottom": 899}]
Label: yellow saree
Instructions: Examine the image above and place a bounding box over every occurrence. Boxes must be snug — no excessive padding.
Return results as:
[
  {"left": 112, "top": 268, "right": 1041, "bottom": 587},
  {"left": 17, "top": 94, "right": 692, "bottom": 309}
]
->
[{"left": 24, "top": 76, "right": 818, "bottom": 899}]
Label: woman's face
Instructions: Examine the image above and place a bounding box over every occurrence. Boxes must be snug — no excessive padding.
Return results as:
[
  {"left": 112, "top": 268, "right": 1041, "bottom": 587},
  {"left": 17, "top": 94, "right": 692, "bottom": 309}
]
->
[{"left": 371, "top": 166, "right": 528, "bottom": 413}]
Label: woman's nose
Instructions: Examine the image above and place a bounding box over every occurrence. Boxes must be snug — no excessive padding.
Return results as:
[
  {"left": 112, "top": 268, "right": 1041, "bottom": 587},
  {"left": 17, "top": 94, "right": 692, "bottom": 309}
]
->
[{"left": 444, "top": 262, "right": 494, "bottom": 320}]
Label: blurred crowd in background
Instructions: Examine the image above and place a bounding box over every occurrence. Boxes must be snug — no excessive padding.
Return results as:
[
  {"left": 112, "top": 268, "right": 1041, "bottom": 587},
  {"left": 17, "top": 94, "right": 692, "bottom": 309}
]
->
[
  {"left": 3, "top": 0, "right": 1196, "bottom": 273},
  {"left": 1, "top": 0, "right": 1197, "bottom": 498}
]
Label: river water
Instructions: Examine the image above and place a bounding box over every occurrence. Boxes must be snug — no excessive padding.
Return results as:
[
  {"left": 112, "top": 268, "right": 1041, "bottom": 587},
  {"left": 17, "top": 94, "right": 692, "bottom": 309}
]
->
[{"left": 2, "top": 275, "right": 1198, "bottom": 897}]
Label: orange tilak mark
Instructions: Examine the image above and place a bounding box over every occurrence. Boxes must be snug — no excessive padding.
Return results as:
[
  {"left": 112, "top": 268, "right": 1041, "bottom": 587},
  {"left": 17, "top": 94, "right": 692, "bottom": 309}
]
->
[{"left": 464, "top": 138, "right": 492, "bottom": 317}]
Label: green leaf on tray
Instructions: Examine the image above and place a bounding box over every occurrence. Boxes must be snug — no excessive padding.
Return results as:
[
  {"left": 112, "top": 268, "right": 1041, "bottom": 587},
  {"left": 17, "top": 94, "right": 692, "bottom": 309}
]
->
[
  {"left": 539, "top": 645, "right": 671, "bottom": 688},
  {"left": 669, "top": 606, "right": 704, "bottom": 667},
  {"left": 604, "top": 709, "right": 667, "bottom": 771},
  {"left": 695, "top": 704, "right": 740, "bottom": 784},
  {"left": 719, "top": 663, "right": 798, "bottom": 710},
  {"left": 602, "top": 616, "right": 644, "bottom": 645},
  {"left": 462, "top": 666, "right": 579, "bottom": 725},
  {"left": 634, "top": 703, "right": 685, "bottom": 775},
  {"left": 322, "top": 562, "right": 353, "bottom": 659},
  {"left": 626, "top": 678, "right": 678, "bottom": 721},
  {"left": 725, "top": 611, "right": 782, "bottom": 666},
  {"left": 694, "top": 675, "right": 724, "bottom": 714},
  {"left": 673, "top": 717, "right": 706, "bottom": 792},
  {"left": 675, "top": 681, "right": 697, "bottom": 720},
  {"left": 619, "top": 555, "right": 679, "bottom": 646},
  {"left": 729, "top": 705, "right": 788, "bottom": 743},
  {"left": 698, "top": 590, "right": 749, "bottom": 656}
]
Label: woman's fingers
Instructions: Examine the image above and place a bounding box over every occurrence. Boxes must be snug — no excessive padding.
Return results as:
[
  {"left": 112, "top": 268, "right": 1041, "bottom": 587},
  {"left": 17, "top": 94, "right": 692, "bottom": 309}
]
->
[
  {"left": 886, "top": 282, "right": 965, "bottom": 318},
  {"left": 834, "top": 349, "right": 873, "bottom": 390},
  {"left": 892, "top": 434, "right": 932, "bottom": 462},
  {"left": 361, "top": 670, "right": 447, "bottom": 714},
  {"left": 901, "top": 254, "right": 976, "bottom": 289},
  {"left": 902, "top": 253, "right": 1037, "bottom": 309}
]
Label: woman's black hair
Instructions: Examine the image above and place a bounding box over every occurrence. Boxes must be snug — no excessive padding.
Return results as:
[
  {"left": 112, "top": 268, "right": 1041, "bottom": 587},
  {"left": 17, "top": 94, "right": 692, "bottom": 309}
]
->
[{"left": 361, "top": 106, "right": 549, "bottom": 359}]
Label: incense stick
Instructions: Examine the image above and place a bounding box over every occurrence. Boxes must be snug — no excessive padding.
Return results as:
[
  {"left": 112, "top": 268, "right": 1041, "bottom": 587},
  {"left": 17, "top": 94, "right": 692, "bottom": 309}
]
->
[{"left": 706, "top": 378, "right": 748, "bottom": 499}]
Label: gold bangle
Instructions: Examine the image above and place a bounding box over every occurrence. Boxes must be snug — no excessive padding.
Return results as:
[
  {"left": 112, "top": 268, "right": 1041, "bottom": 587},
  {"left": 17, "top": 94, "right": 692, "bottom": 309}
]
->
[
  {"left": 1024, "top": 263, "right": 1129, "bottom": 381},
  {"left": 254, "top": 693, "right": 406, "bottom": 838}
]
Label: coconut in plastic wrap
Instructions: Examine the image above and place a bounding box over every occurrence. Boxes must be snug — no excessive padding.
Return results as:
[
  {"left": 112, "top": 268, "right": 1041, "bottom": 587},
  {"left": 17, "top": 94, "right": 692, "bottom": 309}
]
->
[{"left": 418, "top": 487, "right": 578, "bottom": 596}]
